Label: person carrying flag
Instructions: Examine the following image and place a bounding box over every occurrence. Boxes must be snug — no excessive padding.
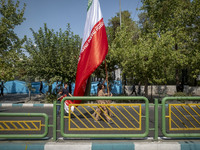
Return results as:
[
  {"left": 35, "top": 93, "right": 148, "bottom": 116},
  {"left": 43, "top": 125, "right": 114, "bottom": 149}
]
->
[{"left": 59, "top": 83, "right": 74, "bottom": 114}]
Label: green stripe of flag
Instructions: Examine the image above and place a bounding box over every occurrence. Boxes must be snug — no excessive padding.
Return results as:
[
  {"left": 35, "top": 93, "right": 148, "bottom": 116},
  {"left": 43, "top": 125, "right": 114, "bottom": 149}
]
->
[{"left": 87, "top": 0, "right": 93, "bottom": 11}]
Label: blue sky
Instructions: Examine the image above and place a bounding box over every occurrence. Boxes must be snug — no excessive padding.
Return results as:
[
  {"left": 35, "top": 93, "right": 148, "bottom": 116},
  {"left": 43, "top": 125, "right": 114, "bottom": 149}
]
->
[{"left": 14, "top": 0, "right": 143, "bottom": 39}]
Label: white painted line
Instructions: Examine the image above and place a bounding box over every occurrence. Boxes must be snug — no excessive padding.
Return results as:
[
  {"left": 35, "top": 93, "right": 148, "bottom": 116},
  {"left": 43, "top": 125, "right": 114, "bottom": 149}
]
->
[
  {"left": 45, "top": 142, "right": 92, "bottom": 150},
  {"left": 2, "top": 103, "right": 12, "bottom": 107},
  {"left": 44, "top": 104, "right": 53, "bottom": 107},
  {"left": 22, "top": 104, "right": 33, "bottom": 107},
  {"left": 134, "top": 142, "right": 180, "bottom": 150}
]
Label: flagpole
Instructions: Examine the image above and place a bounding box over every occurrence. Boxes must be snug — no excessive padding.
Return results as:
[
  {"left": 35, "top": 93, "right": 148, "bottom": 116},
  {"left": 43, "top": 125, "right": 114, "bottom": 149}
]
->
[{"left": 105, "top": 60, "right": 110, "bottom": 95}]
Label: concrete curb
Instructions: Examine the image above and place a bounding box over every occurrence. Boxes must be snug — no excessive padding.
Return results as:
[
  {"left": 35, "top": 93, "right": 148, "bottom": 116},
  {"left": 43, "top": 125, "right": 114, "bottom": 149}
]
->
[
  {"left": 0, "top": 103, "right": 53, "bottom": 107},
  {"left": 0, "top": 141, "right": 200, "bottom": 150},
  {"left": 0, "top": 103, "right": 167, "bottom": 108}
]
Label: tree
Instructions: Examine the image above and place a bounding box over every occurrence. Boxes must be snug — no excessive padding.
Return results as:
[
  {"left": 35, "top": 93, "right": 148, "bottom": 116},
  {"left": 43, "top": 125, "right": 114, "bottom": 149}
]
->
[
  {"left": 95, "top": 11, "right": 139, "bottom": 82},
  {"left": 186, "top": 0, "right": 200, "bottom": 84},
  {"left": 0, "top": 0, "right": 26, "bottom": 81},
  {"left": 111, "top": 24, "right": 176, "bottom": 97},
  {"left": 107, "top": 10, "right": 138, "bottom": 44},
  {"left": 140, "top": 0, "right": 200, "bottom": 88},
  {"left": 24, "top": 23, "right": 81, "bottom": 94},
  {"left": 108, "top": 0, "right": 200, "bottom": 96}
]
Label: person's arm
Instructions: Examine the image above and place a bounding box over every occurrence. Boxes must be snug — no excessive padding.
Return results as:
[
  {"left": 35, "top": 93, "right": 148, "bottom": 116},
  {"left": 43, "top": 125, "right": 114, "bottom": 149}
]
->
[
  {"left": 69, "top": 93, "right": 73, "bottom": 97},
  {"left": 105, "top": 93, "right": 112, "bottom": 96},
  {"left": 57, "top": 95, "right": 62, "bottom": 100}
]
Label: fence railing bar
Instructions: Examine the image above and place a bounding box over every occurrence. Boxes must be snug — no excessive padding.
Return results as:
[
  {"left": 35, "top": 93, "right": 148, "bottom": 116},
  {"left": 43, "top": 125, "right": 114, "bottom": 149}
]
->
[{"left": 182, "top": 105, "right": 200, "bottom": 126}]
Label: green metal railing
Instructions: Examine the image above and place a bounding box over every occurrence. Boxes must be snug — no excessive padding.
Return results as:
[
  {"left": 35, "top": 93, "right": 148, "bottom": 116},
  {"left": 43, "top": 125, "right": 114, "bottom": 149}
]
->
[
  {"left": 162, "top": 97, "right": 200, "bottom": 138},
  {"left": 0, "top": 113, "right": 48, "bottom": 139},
  {"left": 59, "top": 96, "right": 149, "bottom": 139},
  {"left": 154, "top": 99, "right": 159, "bottom": 140},
  {"left": 1, "top": 96, "right": 200, "bottom": 140}
]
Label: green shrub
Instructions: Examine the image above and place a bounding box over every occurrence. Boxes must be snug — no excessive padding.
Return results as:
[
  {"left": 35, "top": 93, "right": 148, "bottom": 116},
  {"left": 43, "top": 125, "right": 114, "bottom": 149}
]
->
[
  {"left": 173, "top": 92, "right": 188, "bottom": 97},
  {"left": 45, "top": 94, "right": 57, "bottom": 103},
  {"left": 173, "top": 92, "right": 194, "bottom": 103}
]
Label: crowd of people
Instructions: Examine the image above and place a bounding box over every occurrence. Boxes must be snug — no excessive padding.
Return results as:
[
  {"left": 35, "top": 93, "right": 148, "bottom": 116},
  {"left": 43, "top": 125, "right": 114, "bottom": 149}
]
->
[{"left": 56, "top": 81, "right": 113, "bottom": 124}]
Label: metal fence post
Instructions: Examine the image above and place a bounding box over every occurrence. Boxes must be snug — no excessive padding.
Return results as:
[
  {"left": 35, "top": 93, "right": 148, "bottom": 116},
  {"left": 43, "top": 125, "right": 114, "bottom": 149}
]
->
[
  {"left": 154, "top": 99, "right": 158, "bottom": 140},
  {"left": 53, "top": 100, "right": 57, "bottom": 141}
]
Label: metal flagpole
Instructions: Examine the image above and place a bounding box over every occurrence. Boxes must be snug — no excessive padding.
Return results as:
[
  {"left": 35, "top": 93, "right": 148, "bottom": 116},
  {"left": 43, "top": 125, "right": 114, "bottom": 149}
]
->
[{"left": 105, "top": 60, "right": 110, "bottom": 95}]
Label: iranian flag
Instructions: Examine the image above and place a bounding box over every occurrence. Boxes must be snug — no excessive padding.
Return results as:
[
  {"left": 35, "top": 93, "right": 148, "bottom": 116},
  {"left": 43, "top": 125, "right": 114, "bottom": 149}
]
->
[{"left": 73, "top": 0, "right": 108, "bottom": 99}]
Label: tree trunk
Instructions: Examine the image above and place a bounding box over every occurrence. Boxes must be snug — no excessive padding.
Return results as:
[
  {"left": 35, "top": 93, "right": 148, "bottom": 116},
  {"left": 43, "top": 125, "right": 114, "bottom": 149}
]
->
[
  {"left": 123, "top": 73, "right": 127, "bottom": 95},
  {"left": 69, "top": 82, "right": 72, "bottom": 94},
  {"left": 150, "top": 84, "right": 153, "bottom": 101},
  {"left": 175, "top": 43, "right": 183, "bottom": 92},
  {"left": 29, "top": 89, "right": 31, "bottom": 101},
  {"left": 48, "top": 84, "right": 52, "bottom": 94},
  {"left": 176, "top": 69, "right": 180, "bottom": 92},
  {"left": 144, "top": 80, "right": 148, "bottom": 98}
]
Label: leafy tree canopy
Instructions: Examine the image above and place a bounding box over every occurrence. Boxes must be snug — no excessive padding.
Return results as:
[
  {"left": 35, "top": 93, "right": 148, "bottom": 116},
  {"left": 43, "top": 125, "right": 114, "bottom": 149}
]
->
[
  {"left": 0, "top": 0, "right": 26, "bottom": 81},
  {"left": 23, "top": 23, "right": 81, "bottom": 87}
]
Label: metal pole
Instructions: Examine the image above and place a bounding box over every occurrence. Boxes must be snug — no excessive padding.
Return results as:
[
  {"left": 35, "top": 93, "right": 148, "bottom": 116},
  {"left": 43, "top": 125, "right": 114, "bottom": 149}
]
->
[
  {"left": 154, "top": 99, "right": 158, "bottom": 140},
  {"left": 105, "top": 60, "right": 110, "bottom": 95},
  {"left": 53, "top": 100, "right": 57, "bottom": 141}
]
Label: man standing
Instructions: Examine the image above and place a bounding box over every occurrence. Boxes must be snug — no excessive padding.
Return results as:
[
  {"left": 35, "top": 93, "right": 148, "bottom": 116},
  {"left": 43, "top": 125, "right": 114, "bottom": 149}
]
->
[
  {"left": 131, "top": 83, "right": 137, "bottom": 96},
  {"left": 62, "top": 83, "right": 73, "bottom": 97},
  {"left": 0, "top": 81, "right": 4, "bottom": 96},
  {"left": 138, "top": 82, "right": 141, "bottom": 96},
  {"left": 39, "top": 81, "right": 44, "bottom": 94},
  {"left": 62, "top": 83, "right": 73, "bottom": 114}
]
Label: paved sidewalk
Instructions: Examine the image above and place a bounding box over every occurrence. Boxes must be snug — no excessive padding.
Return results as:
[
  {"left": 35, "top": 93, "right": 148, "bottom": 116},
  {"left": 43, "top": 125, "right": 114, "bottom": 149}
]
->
[{"left": 0, "top": 140, "right": 200, "bottom": 150}]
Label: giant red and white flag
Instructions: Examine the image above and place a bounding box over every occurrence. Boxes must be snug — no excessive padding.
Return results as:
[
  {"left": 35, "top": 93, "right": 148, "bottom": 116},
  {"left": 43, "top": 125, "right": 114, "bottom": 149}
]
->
[{"left": 73, "top": 0, "right": 108, "bottom": 99}]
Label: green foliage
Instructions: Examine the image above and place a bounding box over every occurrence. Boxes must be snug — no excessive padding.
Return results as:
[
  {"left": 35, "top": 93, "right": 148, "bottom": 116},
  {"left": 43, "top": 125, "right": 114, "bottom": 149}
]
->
[
  {"left": 0, "top": 0, "right": 26, "bottom": 81},
  {"left": 173, "top": 92, "right": 188, "bottom": 97},
  {"left": 23, "top": 23, "right": 81, "bottom": 91},
  {"left": 105, "top": 1, "right": 200, "bottom": 95},
  {"left": 107, "top": 10, "right": 138, "bottom": 45},
  {"left": 139, "top": 0, "right": 200, "bottom": 85},
  {"left": 112, "top": 25, "right": 176, "bottom": 85},
  {"left": 45, "top": 94, "right": 57, "bottom": 103},
  {"left": 95, "top": 11, "right": 139, "bottom": 81}
]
